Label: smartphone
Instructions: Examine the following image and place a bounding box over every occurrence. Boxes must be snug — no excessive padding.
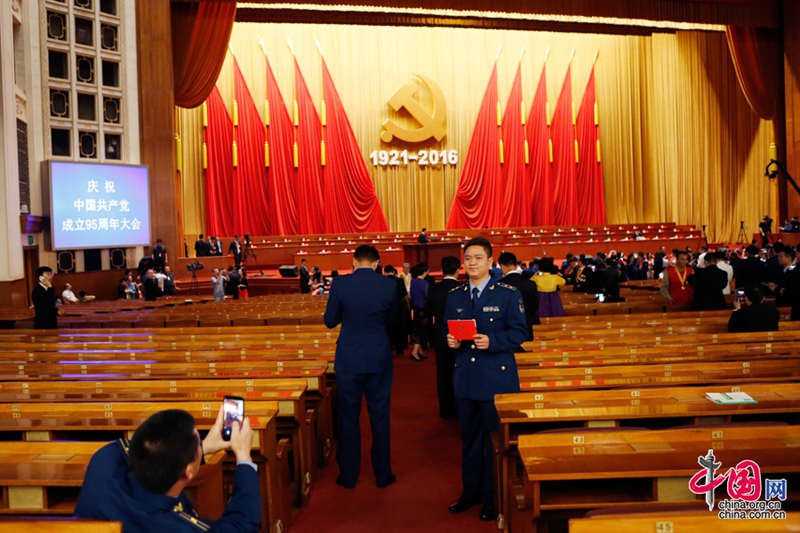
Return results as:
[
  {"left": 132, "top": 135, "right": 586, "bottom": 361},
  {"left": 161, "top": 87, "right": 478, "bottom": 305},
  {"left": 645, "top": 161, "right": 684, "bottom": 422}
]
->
[
  {"left": 736, "top": 289, "right": 745, "bottom": 303},
  {"left": 221, "top": 395, "right": 245, "bottom": 441}
]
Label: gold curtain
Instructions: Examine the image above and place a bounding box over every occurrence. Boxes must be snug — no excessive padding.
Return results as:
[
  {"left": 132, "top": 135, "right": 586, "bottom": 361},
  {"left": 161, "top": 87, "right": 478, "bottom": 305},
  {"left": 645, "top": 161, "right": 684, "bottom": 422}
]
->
[{"left": 178, "top": 23, "right": 773, "bottom": 242}]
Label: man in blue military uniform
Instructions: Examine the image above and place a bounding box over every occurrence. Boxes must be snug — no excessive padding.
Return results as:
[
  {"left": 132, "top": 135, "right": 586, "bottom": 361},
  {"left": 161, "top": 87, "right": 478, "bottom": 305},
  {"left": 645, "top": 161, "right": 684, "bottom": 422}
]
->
[
  {"left": 74, "top": 405, "right": 261, "bottom": 533},
  {"left": 324, "top": 245, "right": 399, "bottom": 489},
  {"left": 445, "top": 237, "right": 527, "bottom": 522}
]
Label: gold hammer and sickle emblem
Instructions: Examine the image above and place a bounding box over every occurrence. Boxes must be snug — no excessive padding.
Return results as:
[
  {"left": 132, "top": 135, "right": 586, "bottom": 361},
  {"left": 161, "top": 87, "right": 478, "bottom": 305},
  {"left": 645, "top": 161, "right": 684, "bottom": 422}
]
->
[{"left": 381, "top": 74, "right": 446, "bottom": 144}]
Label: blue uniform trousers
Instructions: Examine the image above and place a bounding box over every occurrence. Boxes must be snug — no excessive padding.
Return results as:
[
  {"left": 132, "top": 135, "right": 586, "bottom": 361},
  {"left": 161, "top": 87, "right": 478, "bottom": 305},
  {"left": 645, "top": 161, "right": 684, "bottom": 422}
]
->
[
  {"left": 336, "top": 369, "right": 394, "bottom": 485},
  {"left": 455, "top": 396, "right": 499, "bottom": 506}
]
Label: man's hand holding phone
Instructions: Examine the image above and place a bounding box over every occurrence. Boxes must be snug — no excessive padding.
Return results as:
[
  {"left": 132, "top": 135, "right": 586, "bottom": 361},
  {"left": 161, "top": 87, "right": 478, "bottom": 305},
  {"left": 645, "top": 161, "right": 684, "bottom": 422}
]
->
[{"left": 202, "top": 401, "right": 253, "bottom": 463}]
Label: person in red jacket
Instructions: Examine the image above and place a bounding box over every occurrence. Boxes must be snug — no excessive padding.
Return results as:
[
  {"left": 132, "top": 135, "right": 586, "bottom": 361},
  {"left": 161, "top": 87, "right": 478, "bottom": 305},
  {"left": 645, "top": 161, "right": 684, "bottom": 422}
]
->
[{"left": 660, "top": 250, "right": 694, "bottom": 305}]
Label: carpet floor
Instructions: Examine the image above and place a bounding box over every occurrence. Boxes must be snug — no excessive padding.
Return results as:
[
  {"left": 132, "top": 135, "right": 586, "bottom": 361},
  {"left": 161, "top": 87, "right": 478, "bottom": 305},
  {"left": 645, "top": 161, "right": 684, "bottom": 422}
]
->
[{"left": 290, "top": 351, "right": 500, "bottom": 533}]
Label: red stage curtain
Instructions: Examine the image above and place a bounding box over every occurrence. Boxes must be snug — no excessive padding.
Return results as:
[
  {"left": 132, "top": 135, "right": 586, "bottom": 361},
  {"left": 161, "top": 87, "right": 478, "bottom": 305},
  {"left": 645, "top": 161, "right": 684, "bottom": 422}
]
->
[
  {"left": 446, "top": 65, "right": 503, "bottom": 230},
  {"left": 265, "top": 58, "right": 299, "bottom": 236},
  {"left": 501, "top": 65, "right": 532, "bottom": 227},
  {"left": 233, "top": 59, "right": 272, "bottom": 236},
  {"left": 321, "top": 59, "right": 389, "bottom": 233},
  {"left": 725, "top": 26, "right": 776, "bottom": 121},
  {"left": 204, "top": 86, "right": 234, "bottom": 237},
  {"left": 172, "top": 3, "right": 236, "bottom": 109},
  {"left": 527, "top": 65, "right": 554, "bottom": 227},
  {"left": 575, "top": 66, "right": 607, "bottom": 226},
  {"left": 551, "top": 65, "right": 578, "bottom": 226},
  {"left": 294, "top": 59, "right": 326, "bottom": 235}
]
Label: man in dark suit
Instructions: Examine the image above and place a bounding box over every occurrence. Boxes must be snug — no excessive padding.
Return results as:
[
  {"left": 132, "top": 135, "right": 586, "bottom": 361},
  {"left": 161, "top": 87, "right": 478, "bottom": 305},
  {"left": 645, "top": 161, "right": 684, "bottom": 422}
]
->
[
  {"left": 772, "top": 248, "right": 800, "bottom": 319},
  {"left": 688, "top": 252, "right": 729, "bottom": 311},
  {"left": 418, "top": 228, "right": 429, "bottom": 243},
  {"left": 194, "top": 234, "right": 208, "bottom": 257},
  {"left": 323, "top": 245, "right": 399, "bottom": 489},
  {"left": 228, "top": 235, "right": 243, "bottom": 269},
  {"left": 728, "top": 285, "right": 780, "bottom": 332},
  {"left": 226, "top": 266, "right": 241, "bottom": 300},
  {"left": 383, "top": 265, "right": 409, "bottom": 355},
  {"left": 142, "top": 269, "right": 162, "bottom": 301},
  {"left": 445, "top": 238, "right": 527, "bottom": 521},
  {"left": 163, "top": 266, "right": 176, "bottom": 296},
  {"left": 734, "top": 245, "right": 765, "bottom": 290},
  {"left": 425, "top": 255, "right": 462, "bottom": 420},
  {"left": 74, "top": 406, "right": 261, "bottom": 533},
  {"left": 32, "top": 266, "right": 58, "bottom": 329},
  {"left": 498, "top": 251, "right": 539, "bottom": 342},
  {"left": 299, "top": 258, "right": 311, "bottom": 294},
  {"left": 214, "top": 235, "right": 224, "bottom": 256},
  {"left": 152, "top": 239, "right": 168, "bottom": 272}
]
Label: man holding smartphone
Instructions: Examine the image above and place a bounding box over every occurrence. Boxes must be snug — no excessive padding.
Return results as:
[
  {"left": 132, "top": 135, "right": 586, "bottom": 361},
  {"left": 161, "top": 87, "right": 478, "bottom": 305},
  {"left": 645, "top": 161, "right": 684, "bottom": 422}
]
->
[
  {"left": 75, "top": 404, "right": 261, "bottom": 533},
  {"left": 728, "top": 285, "right": 779, "bottom": 332},
  {"left": 444, "top": 238, "right": 527, "bottom": 522}
]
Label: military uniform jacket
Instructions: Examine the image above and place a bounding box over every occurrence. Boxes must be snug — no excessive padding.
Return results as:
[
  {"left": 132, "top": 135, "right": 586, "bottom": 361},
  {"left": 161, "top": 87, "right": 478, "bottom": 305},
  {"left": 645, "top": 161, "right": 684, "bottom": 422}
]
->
[
  {"left": 444, "top": 281, "right": 528, "bottom": 401},
  {"left": 74, "top": 439, "right": 261, "bottom": 533}
]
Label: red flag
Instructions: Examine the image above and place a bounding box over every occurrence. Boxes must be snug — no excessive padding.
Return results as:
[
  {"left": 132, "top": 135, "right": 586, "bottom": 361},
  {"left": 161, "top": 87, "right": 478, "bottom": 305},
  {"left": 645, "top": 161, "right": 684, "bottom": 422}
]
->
[
  {"left": 527, "top": 65, "right": 555, "bottom": 226},
  {"left": 233, "top": 59, "right": 271, "bottom": 236},
  {"left": 576, "top": 66, "right": 607, "bottom": 225},
  {"left": 551, "top": 65, "right": 578, "bottom": 225},
  {"left": 321, "top": 58, "right": 389, "bottom": 233},
  {"left": 446, "top": 65, "right": 503, "bottom": 230},
  {"left": 294, "top": 58, "right": 326, "bottom": 235},
  {"left": 501, "top": 65, "right": 532, "bottom": 227},
  {"left": 204, "top": 86, "right": 235, "bottom": 237},
  {"left": 265, "top": 57, "right": 299, "bottom": 236}
]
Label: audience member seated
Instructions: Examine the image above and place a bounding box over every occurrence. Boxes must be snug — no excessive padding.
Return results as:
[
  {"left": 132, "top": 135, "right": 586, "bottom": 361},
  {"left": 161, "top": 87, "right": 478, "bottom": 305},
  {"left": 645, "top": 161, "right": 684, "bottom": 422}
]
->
[
  {"left": 728, "top": 285, "right": 780, "bottom": 333},
  {"left": 78, "top": 290, "right": 95, "bottom": 302},
  {"left": 61, "top": 283, "right": 79, "bottom": 304},
  {"left": 74, "top": 407, "right": 261, "bottom": 533}
]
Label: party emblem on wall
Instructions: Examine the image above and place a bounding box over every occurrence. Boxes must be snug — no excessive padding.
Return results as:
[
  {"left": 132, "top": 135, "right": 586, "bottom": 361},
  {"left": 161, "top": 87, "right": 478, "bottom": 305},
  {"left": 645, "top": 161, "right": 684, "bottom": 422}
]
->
[{"left": 381, "top": 74, "right": 446, "bottom": 144}]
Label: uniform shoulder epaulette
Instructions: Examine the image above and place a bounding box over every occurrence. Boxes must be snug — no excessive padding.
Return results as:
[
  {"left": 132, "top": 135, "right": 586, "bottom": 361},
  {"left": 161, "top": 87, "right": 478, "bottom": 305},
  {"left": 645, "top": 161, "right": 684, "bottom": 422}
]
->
[
  {"left": 448, "top": 284, "right": 463, "bottom": 293},
  {"left": 497, "top": 282, "right": 516, "bottom": 290},
  {"left": 119, "top": 437, "right": 131, "bottom": 455}
]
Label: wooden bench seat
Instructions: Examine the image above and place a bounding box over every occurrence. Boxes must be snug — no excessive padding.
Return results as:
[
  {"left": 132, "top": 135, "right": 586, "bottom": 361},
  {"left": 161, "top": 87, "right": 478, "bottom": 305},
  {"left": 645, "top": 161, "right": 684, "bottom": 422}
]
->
[
  {"left": 0, "top": 378, "right": 317, "bottom": 507},
  {"left": 515, "top": 341, "right": 800, "bottom": 367},
  {"left": 0, "top": 442, "right": 226, "bottom": 519},
  {"left": 0, "top": 519, "right": 122, "bottom": 532},
  {"left": 0, "top": 401, "right": 283, "bottom": 533},
  {"left": 569, "top": 511, "right": 800, "bottom": 533},
  {"left": 517, "top": 358, "right": 800, "bottom": 391},
  {"left": 495, "top": 382, "right": 800, "bottom": 532},
  {"left": 514, "top": 425, "right": 800, "bottom": 533},
  {"left": 0, "top": 337, "right": 338, "bottom": 352}
]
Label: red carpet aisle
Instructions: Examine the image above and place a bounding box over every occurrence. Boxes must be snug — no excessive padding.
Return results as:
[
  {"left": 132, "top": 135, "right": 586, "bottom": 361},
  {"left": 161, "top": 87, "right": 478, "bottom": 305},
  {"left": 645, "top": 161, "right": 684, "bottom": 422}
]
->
[{"left": 290, "top": 354, "right": 499, "bottom": 533}]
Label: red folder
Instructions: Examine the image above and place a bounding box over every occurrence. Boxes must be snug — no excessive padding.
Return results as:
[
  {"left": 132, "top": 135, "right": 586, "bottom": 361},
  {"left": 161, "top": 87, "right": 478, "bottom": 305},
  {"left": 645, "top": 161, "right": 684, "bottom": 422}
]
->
[{"left": 448, "top": 319, "right": 477, "bottom": 340}]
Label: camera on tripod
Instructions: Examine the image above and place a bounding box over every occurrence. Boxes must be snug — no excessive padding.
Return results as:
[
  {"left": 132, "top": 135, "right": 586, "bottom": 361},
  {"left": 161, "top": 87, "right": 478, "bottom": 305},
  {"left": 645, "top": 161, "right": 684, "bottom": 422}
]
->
[
  {"left": 187, "top": 261, "right": 204, "bottom": 272},
  {"left": 244, "top": 233, "right": 251, "bottom": 245}
]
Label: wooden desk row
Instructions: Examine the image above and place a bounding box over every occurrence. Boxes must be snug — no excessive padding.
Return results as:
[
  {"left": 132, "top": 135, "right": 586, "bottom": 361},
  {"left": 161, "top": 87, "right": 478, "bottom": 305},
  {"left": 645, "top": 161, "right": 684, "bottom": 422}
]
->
[
  {"left": 513, "top": 425, "right": 800, "bottom": 533},
  {"left": 0, "top": 401, "right": 283, "bottom": 533}
]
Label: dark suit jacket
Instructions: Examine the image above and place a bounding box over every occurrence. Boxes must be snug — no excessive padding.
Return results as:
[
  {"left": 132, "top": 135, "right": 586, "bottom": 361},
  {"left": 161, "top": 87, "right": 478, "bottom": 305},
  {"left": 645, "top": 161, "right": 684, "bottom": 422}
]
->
[
  {"left": 728, "top": 303, "right": 780, "bottom": 333},
  {"left": 324, "top": 268, "right": 398, "bottom": 374},
  {"left": 426, "top": 277, "right": 462, "bottom": 350},
  {"left": 228, "top": 241, "right": 243, "bottom": 259},
  {"left": 32, "top": 284, "right": 58, "bottom": 329},
  {"left": 780, "top": 266, "right": 800, "bottom": 320},
  {"left": 142, "top": 277, "right": 162, "bottom": 301},
  {"left": 445, "top": 281, "right": 527, "bottom": 401},
  {"left": 734, "top": 257, "right": 765, "bottom": 290},
  {"left": 194, "top": 239, "right": 208, "bottom": 257},
  {"left": 688, "top": 265, "right": 728, "bottom": 311},
  {"left": 74, "top": 439, "right": 261, "bottom": 533},
  {"left": 226, "top": 271, "right": 240, "bottom": 298},
  {"left": 499, "top": 273, "right": 539, "bottom": 341}
]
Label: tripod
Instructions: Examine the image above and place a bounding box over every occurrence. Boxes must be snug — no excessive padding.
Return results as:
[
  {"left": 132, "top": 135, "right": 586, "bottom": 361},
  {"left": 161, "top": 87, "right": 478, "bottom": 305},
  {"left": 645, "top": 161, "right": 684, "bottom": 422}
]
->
[
  {"left": 736, "top": 221, "right": 749, "bottom": 245},
  {"left": 188, "top": 270, "right": 200, "bottom": 295},
  {"left": 243, "top": 240, "right": 264, "bottom": 276}
]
